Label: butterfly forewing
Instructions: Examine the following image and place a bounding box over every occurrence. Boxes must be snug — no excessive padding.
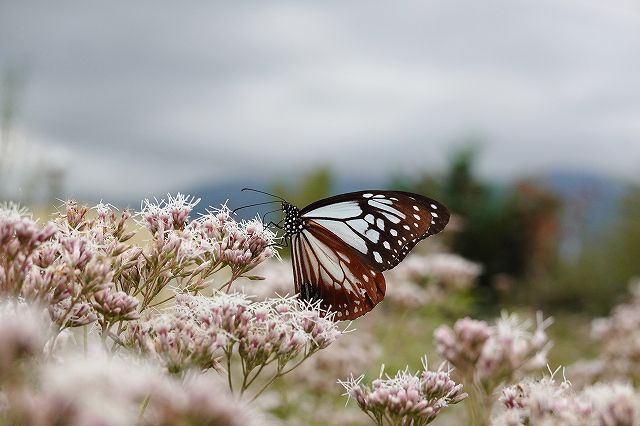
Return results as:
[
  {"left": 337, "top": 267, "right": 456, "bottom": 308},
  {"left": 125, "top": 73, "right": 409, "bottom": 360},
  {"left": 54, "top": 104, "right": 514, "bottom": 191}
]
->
[
  {"left": 291, "top": 221, "right": 385, "bottom": 320},
  {"left": 300, "top": 191, "right": 449, "bottom": 271}
]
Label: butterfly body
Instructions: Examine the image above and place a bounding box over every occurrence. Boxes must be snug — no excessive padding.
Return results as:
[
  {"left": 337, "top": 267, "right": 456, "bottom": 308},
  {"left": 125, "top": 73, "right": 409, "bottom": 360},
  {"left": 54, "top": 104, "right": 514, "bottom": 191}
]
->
[
  {"left": 281, "top": 191, "right": 449, "bottom": 320},
  {"left": 282, "top": 202, "right": 303, "bottom": 236}
]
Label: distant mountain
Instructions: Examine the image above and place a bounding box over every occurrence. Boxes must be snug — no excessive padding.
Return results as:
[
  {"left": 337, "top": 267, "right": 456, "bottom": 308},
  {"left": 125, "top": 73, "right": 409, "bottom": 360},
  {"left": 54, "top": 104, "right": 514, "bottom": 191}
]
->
[
  {"left": 536, "top": 171, "right": 627, "bottom": 257},
  {"left": 185, "top": 171, "right": 627, "bottom": 228},
  {"left": 543, "top": 170, "right": 626, "bottom": 228}
]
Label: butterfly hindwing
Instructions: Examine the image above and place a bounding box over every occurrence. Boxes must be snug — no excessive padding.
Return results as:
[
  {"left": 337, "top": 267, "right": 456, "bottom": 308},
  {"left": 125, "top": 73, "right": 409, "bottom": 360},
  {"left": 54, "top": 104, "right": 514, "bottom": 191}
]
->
[
  {"left": 300, "top": 191, "right": 449, "bottom": 271},
  {"left": 291, "top": 221, "right": 386, "bottom": 320}
]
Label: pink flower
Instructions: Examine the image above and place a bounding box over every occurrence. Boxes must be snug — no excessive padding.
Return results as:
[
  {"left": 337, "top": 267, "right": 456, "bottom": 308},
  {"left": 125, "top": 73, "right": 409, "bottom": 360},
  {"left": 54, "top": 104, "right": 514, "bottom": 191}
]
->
[
  {"left": 0, "top": 302, "right": 48, "bottom": 376},
  {"left": 435, "top": 317, "right": 490, "bottom": 374},
  {"left": 138, "top": 193, "right": 200, "bottom": 235},
  {"left": 92, "top": 288, "right": 141, "bottom": 322},
  {"left": 492, "top": 369, "right": 640, "bottom": 426},
  {"left": 436, "top": 311, "right": 552, "bottom": 383},
  {"left": 340, "top": 357, "right": 467, "bottom": 425}
]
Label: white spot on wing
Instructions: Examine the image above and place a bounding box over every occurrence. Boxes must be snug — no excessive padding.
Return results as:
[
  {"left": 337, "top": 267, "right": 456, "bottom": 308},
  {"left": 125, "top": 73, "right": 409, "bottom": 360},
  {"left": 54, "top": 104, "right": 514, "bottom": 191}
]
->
[
  {"left": 382, "top": 212, "right": 401, "bottom": 224},
  {"left": 365, "top": 214, "right": 375, "bottom": 224},
  {"left": 373, "top": 251, "right": 382, "bottom": 263},
  {"left": 383, "top": 241, "right": 391, "bottom": 249},
  {"left": 368, "top": 200, "right": 406, "bottom": 219},
  {"left": 390, "top": 229, "right": 398, "bottom": 236},
  {"left": 374, "top": 198, "right": 393, "bottom": 205},
  {"left": 337, "top": 252, "right": 350, "bottom": 263},
  {"left": 303, "top": 202, "right": 362, "bottom": 219},
  {"left": 313, "top": 219, "right": 368, "bottom": 254},
  {"left": 376, "top": 218, "right": 385, "bottom": 230},
  {"left": 365, "top": 228, "right": 380, "bottom": 243},
  {"left": 347, "top": 218, "right": 369, "bottom": 235}
]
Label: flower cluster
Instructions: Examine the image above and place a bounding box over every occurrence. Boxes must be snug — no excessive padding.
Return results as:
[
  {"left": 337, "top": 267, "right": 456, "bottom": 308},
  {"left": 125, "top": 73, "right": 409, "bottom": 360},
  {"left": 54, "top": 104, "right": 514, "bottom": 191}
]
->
[
  {"left": 493, "top": 369, "right": 640, "bottom": 426},
  {"left": 92, "top": 288, "right": 141, "bottom": 324},
  {"left": 435, "top": 311, "right": 552, "bottom": 384},
  {"left": 385, "top": 252, "right": 481, "bottom": 309},
  {"left": 0, "top": 195, "right": 278, "bottom": 354},
  {"left": 0, "top": 301, "right": 49, "bottom": 379},
  {"left": 0, "top": 201, "right": 121, "bottom": 332},
  {"left": 127, "top": 292, "right": 343, "bottom": 397},
  {"left": 340, "top": 357, "right": 467, "bottom": 426},
  {"left": 137, "top": 195, "right": 277, "bottom": 297},
  {"left": 434, "top": 311, "right": 552, "bottom": 424},
  {"left": 434, "top": 317, "right": 491, "bottom": 376},
  {"left": 570, "top": 280, "right": 640, "bottom": 386},
  {"left": 0, "top": 203, "right": 55, "bottom": 294},
  {"left": 4, "top": 349, "right": 261, "bottom": 426},
  {"left": 0, "top": 194, "right": 366, "bottom": 423},
  {"left": 38, "top": 201, "right": 143, "bottom": 333},
  {"left": 393, "top": 252, "right": 483, "bottom": 289}
]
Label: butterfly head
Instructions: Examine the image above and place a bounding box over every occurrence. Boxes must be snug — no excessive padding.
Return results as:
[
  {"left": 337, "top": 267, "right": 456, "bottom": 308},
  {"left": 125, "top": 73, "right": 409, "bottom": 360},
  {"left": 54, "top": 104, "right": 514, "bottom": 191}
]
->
[{"left": 282, "top": 201, "right": 303, "bottom": 236}]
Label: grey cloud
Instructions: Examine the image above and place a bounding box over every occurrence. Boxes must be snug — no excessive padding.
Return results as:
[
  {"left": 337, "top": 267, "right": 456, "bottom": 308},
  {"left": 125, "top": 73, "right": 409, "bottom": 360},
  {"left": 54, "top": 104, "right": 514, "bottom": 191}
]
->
[{"left": 1, "top": 0, "right": 639, "bottom": 199}]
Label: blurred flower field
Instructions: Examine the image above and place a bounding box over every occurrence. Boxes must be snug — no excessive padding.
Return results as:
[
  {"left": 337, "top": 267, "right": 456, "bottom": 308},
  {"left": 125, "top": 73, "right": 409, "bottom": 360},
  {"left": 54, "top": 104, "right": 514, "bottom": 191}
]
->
[{"left": 1, "top": 193, "right": 639, "bottom": 425}]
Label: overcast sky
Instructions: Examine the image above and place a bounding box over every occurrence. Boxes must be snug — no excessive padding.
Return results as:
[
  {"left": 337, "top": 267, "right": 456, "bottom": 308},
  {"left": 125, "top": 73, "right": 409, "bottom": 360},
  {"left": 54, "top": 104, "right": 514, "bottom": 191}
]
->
[{"left": 1, "top": 0, "right": 639, "bottom": 201}]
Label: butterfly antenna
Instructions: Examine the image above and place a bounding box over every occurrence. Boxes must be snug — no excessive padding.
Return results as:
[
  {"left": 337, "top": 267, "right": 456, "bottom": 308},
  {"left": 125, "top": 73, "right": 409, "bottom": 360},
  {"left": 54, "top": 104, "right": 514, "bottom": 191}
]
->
[
  {"left": 241, "top": 188, "right": 287, "bottom": 202},
  {"left": 231, "top": 200, "right": 281, "bottom": 214}
]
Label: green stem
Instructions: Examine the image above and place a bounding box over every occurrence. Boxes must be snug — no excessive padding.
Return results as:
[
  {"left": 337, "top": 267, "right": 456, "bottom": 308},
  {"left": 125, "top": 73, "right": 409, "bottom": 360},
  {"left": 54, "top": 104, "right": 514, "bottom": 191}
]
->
[
  {"left": 147, "top": 294, "right": 176, "bottom": 309},
  {"left": 248, "top": 369, "right": 282, "bottom": 403},
  {"left": 465, "top": 377, "right": 490, "bottom": 426},
  {"left": 138, "top": 394, "right": 151, "bottom": 421},
  {"left": 242, "top": 362, "right": 267, "bottom": 393},
  {"left": 225, "top": 348, "right": 234, "bottom": 394}
]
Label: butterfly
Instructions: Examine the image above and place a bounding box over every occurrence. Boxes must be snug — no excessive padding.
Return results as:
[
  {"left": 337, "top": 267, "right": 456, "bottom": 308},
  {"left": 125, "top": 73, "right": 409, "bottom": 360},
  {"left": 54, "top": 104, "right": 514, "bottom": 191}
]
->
[{"left": 275, "top": 190, "right": 450, "bottom": 320}]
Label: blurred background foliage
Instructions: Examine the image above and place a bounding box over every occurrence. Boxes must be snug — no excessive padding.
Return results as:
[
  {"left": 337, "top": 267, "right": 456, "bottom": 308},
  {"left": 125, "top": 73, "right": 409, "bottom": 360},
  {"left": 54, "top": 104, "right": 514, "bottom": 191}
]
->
[{"left": 1, "top": 65, "right": 64, "bottom": 208}]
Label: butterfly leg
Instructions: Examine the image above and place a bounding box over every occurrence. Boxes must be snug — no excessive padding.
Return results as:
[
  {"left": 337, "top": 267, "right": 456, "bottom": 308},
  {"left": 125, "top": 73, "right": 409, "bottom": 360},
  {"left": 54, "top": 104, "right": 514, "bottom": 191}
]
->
[
  {"left": 268, "top": 235, "right": 289, "bottom": 248},
  {"left": 265, "top": 220, "right": 284, "bottom": 232},
  {"left": 262, "top": 208, "right": 283, "bottom": 226},
  {"left": 299, "top": 281, "right": 321, "bottom": 304}
]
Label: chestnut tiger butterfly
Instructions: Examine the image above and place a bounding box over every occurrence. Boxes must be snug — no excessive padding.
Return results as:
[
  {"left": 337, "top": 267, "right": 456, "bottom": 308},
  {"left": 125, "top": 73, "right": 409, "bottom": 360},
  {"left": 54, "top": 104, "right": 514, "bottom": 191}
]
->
[{"left": 240, "top": 189, "right": 450, "bottom": 320}]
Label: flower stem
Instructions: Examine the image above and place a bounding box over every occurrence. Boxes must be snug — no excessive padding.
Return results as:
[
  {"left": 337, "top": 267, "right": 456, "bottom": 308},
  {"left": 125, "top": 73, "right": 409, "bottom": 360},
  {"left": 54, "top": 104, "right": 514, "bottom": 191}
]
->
[
  {"left": 138, "top": 394, "right": 151, "bottom": 421},
  {"left": 249, "top": 368, "right": 283, "bottom": 403},
  {"left": 225, "top": 349, "right": 234, "bottom": 394}
]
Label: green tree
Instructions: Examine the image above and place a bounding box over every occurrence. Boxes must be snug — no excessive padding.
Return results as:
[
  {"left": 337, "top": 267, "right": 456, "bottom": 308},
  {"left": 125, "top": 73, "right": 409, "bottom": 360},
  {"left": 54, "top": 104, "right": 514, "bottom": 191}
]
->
[
  {"left": 534, "top": 184, "right": 640, "bottom": 314},
  {"left": 270, "top": 167, "right": 334, "bottom": 209},
  {"left": 395, "top": 146, "right": 561, "bottom": 308}
]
